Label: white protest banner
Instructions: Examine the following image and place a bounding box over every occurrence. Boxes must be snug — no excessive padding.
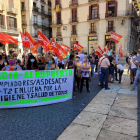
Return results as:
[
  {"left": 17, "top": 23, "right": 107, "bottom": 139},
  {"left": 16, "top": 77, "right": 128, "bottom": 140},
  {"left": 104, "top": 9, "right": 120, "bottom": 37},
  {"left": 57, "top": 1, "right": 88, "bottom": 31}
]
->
[{"left": 0, "top": 70, "right": 74, "bottom": 109}]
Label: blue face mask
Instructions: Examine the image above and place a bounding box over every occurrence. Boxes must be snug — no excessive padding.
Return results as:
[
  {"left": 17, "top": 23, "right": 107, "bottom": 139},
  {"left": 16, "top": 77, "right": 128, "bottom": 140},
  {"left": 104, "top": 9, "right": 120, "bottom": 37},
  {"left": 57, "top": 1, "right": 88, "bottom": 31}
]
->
[
  {"left": 30, "top": 59, "right": 35, "bottom": 63},
  {"left": 26, "top": 59, "right": 28, "bottom": 62},
  {"left": 76, "top": 58, "right": 79, "bottom": 61},
  {"left": 14, "top": 57, "right": 17, "bottom": 60},
  {"left": 49, "top": 60, "right": 52, "bottom": 64}
]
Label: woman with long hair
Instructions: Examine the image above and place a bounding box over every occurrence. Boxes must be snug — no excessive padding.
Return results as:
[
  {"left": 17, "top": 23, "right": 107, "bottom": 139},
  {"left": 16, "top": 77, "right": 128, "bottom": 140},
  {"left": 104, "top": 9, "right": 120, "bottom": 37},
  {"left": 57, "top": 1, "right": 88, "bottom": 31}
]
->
[{"left": 25, "top": 55, "right": 39, "bottom": 70}]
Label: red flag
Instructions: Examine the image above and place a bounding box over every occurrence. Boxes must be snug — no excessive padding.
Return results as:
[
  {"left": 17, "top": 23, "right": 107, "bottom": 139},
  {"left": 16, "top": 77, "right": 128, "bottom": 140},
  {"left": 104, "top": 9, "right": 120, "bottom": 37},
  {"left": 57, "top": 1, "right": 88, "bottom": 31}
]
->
[
  {"left": 119, "top": 44, "right": 123, "bottom": 57},
  {"left": 21, "top": 31, "right": 38, "bottom": 53},
  {"left": 104, "top": 44, "right": 109, "bottom": 53},
  {"left": 38, "top": 30, "right": 52, "bottom": 52},
  {"left": 95, "top": 46, "right": 103, "bottom": 56},
  {"left": 61, "top": 43, "right": 70, "bottom": 52},
  {"left": 73, "top": 42, "right": 84, "bottom": 52},
  {"left": 50, "top": 38, "right": 59, "bottom": 53},
  {"left": 110, "top": 32, "right": 123, "bottom": 44}
]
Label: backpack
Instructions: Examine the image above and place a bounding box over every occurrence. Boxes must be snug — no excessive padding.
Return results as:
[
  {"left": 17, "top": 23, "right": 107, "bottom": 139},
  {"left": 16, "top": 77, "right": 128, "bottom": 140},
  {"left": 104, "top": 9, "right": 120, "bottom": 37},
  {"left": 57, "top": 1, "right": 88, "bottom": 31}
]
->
[{"left": 126, "top": 57, "right": 129, "bottom": 64}]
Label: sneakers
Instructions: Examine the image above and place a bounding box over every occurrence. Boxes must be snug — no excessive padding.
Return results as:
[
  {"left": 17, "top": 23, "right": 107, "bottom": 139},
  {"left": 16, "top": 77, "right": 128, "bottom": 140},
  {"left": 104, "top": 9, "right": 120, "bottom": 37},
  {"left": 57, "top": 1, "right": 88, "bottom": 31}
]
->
[
  {"left": 105, "top": 88, "right": 110, "bottom": 90},
  {"left": 116, "top": 79, "right": 119, "bottom": 81},
  {"left": 131, "top": 88, "right": 135, "bottom": 91},
  {"left": 130, "top": 82, "right": 133, "bottom": 85}
]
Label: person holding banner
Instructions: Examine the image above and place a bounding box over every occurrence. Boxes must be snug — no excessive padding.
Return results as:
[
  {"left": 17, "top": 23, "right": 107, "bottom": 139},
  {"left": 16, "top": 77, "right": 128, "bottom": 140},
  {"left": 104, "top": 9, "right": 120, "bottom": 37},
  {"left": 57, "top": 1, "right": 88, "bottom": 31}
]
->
[
  {"left": 2, "top": 57, "right": 22, "bottom": 71},
  {"left": 80, "top": 56, "right": 90, "bottom": 93},
  {"left": 45, "top": 57, "right": 59, "bottom": 70},
  {"left": 25, "top": 55, "right": 39, "bottom": 70}
]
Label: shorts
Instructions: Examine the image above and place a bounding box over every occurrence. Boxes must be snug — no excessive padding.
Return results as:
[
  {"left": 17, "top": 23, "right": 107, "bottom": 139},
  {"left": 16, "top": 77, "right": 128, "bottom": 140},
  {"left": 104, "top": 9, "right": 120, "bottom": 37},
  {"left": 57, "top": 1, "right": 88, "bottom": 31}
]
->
[
  {"left": 131, "top": 68, "right": 137, "bottom": 77},
  {"left": 109, "top": 67, "right": 114, "bottom": 76}
]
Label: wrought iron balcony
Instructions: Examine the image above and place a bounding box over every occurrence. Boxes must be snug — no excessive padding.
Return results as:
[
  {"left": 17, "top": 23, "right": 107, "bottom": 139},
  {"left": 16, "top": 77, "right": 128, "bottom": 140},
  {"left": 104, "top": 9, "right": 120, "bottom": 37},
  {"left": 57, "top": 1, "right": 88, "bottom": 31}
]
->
[
  {"left": 32, "top": 7, "right": 51, "bottom": 16},
  {"left": 33, "top": 21, "right": 49, "bottom": 28},
  {"left": 89, "top": 29, "right": 97, "bottom": 34},
  {"left": 40, "top": 0, "right": 46, "bottom": 4},
  {"left": 0, "top": 25, "right": 6, "bottom": 29},
  {"left": 105, "top": 12, "right": 117, "bottom": 18},
  {"left": 7, "top": 7, "right": 18, "bottom": 15},
  {"left": 0, "top": 4, "right": 5, "bottom": 11},
  {"left": 69, "top": 1, "right": 78, "bottom": 7},
  {"left": 71, "top": 31, "right": 77, "bottom": 35},
  {"left": 21, "top": 7, "right": 26, "bottom": 11},
  {"left": 56, "top": 32, "right": 61, "bottom": 36},
  {"left": 69, "top": 18, "right": 78, "bottom": 23},
  {"left": 87, "top": 15, "right": 100, "bottom": 20},
  {"left": 51, "top": 20, "right": 63, "bottom": 25},
  {"left": 106, "top": 27, "right": 115, "bottom": 33},
  {"left": 7, "top": 26, "right": 20, "bottom": 32}
]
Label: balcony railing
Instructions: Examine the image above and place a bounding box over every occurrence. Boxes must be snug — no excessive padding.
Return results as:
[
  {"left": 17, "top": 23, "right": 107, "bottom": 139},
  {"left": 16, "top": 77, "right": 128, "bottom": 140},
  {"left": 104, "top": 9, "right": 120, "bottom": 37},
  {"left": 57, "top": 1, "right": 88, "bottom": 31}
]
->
[
  {"left": 0, "top": 4, "right": 5, "bottom": 11},
  {"left": 40, "top": 0, "right": 46, "bottom": 4},
  {"left": 89, "top": 29, "right": 97, "bottom": 34},
  {"left": 87, "top": 15, "right": 100, "bottom": 20},
  {"left": 22, "top": 21, "right": 27, "bottom": 25},
  {"left": 31, "top": 33, "right": 38, "bottom": 38},
  {"left": 33, "top": 21, "right": 49, "bottom": 28},
  {"left": 48, "top": 1, "right": 51, "bottom": 6},
  {"left": 7, "top": 26, "right": 20, "bottom": 32},
  {"left": 21, "top": 7, "right": 26, "bottom": 11},
  {"left": 0, "top": 25, "right": 6, "bottom": 29},
  {"left": 69, "top": 18, "right": 78, "bottom": 23},
  {"left": 56, "top": 32, "right": 61, "bottom": 36},
  {"left": 32, "top": 7, "right": 51, "bottom": 16},
  {"left": 71, "top": 31, "right": 77, "bottom": 35},
  {"left": 51, "top": 20, "right": 63, "bottom": 25},
  {"left": 131, "top": 27, "right": 137, "bottom": 36},
  {"left": 105, "top": 12, "right": 117, "bottom": 18},
  {"left": 7, "top": 7, "right": 18, "bottom": 15},
  {"left": 69, "top": 1, "right": 78, "bottom": 7},
  {"left": 106, "top": 27, "right": 115, "bottom": 33},
  {"left": 88, "top": 0, "right": 99, "bottom": 2}
]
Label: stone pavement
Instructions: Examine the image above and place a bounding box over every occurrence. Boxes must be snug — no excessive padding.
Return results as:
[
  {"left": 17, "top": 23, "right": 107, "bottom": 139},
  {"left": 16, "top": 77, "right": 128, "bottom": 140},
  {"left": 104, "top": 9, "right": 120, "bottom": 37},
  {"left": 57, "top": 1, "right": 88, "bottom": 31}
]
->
[{"left": 57, "top": 64, "right": 137, "bottom": 140}]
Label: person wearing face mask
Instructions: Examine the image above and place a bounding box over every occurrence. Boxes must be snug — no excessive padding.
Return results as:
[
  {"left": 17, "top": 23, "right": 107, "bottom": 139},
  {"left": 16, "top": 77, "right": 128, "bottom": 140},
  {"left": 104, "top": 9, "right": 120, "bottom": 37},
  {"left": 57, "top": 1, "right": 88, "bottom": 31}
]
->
[
  {"left": 25, "top": 55, "right": 39, "bottom": 70},
  {"left": 80, "top": 56, "right": 91, "bottom": 93},
  {"left": 45, "top": 57, "right": 59, "bottom": 70},
  {"left": 2, "top": 57, "right": 22, "bottom": 71},
  {"left": 36, "top": 53, "right": 46, "bottom": 70},
  {"left": 12, "top": 52, "right": 21, "bottom": 66},
  {"left": 75, "top": 55, "right": 82, "bottom": 90},
  {"left": 0, "top": 52, "right": 8, "bottom": 71},
  {"left": 2, "top": 53, "right": 9, "bottom": 65}
]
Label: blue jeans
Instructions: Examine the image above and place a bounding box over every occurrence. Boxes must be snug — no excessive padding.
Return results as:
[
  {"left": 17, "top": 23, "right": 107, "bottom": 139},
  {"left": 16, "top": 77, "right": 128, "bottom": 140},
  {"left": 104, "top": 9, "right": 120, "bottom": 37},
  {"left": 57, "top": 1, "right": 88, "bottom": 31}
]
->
[
  {"left": 101, "top": 68, "right": 109, "bottom": 89},
  {"left": 133, "top": 70, "right": 140, "bottom": 88},
  {"left": 91, "top": 64, "right": 95, "bottom": 78}
]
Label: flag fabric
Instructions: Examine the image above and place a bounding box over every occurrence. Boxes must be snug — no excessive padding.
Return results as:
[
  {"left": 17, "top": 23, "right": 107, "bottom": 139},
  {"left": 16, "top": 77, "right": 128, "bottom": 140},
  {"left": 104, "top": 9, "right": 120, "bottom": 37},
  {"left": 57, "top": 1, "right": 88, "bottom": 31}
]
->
[
  {"left": 119, "top": 44, "right": 123, "bottom": 57},
  {"left": 38, "top": 30, "right": 52, "bottom": 52},
  {"left": 104, "top": 44, "right": 109, "bottom": 53},
  {"left": 50, "top": 37, "right": 59, "bottom": 54},
  {"left": 73, "top": 42, "right": 84, "bottom": 52},
  {"left": 110, "top": 32, "right": 123, "bottom": 44},
  {"left": 20, "top": 31, "right": 38, "bottom": 53},
  {"left": 56, "top": 4, "right": 59, "bottom": 12},
  {"left": 61, "top": 43, "right": 70, "bottom": 52},
  {"left": 95, "top": 46, "right": 104, "bottom": 56}
]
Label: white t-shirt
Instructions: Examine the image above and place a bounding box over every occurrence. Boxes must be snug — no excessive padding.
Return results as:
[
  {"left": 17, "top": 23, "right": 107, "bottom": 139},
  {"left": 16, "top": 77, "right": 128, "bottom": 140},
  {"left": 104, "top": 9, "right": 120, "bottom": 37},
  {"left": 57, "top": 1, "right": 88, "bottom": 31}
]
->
[
  {"left": 117, "top": 64, "right": 124, "bottom": 71},
  {"left": 130, "top": 56, "right": 138, "bottom": 69},
  {"left": 81, "top": 62, "right": 90, "bottom": 77},
  {"left": 79, "top": 54, "right": 85, "bottom": 62}
]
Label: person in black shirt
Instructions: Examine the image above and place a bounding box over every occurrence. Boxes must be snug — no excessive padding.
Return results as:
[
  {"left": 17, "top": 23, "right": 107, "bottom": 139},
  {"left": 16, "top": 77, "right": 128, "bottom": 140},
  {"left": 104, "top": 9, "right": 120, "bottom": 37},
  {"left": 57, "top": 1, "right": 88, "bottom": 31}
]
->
[
  {"left": 108, "top": 53, "right": 115, "bottom": 82},
  {"left": 0, "top": 52, "right": 9, "bottom": 71}
]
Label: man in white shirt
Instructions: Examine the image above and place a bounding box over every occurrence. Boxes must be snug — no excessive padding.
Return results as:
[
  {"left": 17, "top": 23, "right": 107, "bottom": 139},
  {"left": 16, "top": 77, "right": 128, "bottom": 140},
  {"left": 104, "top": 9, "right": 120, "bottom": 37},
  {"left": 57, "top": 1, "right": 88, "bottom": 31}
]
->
[
  {"left": 117, "top": 64, "right": 124, "bottom": 83},
  {"left": 79, "top": 50, "right": 85, "bottom": 63},
  {"left": 129, "top": 52, "right": 138, "bottom": 83}
]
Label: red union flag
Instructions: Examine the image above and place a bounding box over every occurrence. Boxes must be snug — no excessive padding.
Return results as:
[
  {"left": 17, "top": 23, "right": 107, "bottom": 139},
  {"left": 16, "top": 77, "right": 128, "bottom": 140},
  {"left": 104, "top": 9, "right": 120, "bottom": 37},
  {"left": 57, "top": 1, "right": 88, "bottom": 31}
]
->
[
  {"left": 73, "top": 42, "right": 84, "bottom": 52},
  {"left": 110, "top": 32, "right": 123, "bottom": 44},
  {"left": 50, "top": 37, "right": 59, "bottom": 53},
  {"left": 61, "top": 43, "right": 70, "bottom": 52},
  {"left": 104, "top": 44, "right": 109, "bottom": 53},
  {"left": 96, "top": 46, "right": 103, "bottom": 56},
  {"left": 38, "top": 30, "right": 52, "bottom": 52},
  {"left": 119, "top": 44, "right": 123, "bottom": 57}
]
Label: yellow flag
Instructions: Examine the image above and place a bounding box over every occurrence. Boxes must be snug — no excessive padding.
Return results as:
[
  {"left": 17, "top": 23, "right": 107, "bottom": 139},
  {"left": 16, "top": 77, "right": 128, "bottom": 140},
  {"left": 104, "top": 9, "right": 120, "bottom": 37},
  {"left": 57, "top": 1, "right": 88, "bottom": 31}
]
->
[{"left": 56, "top": 5, "right": 59, "bottom": 12}]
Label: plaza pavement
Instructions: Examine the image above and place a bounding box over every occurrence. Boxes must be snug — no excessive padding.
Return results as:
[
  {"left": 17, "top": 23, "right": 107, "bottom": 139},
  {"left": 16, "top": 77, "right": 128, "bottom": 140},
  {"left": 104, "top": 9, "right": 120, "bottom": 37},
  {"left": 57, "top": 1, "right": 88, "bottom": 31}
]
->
[{"left": 57, "top": 64, "right": 138, "bottom": 140}]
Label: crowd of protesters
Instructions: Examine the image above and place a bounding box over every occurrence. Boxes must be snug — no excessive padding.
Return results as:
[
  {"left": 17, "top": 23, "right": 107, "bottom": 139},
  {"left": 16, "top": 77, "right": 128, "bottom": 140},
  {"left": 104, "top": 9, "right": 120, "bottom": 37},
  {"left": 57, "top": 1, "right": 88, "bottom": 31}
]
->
[{"left": 2, "top": 47, "right": 140, "bottom": 96}]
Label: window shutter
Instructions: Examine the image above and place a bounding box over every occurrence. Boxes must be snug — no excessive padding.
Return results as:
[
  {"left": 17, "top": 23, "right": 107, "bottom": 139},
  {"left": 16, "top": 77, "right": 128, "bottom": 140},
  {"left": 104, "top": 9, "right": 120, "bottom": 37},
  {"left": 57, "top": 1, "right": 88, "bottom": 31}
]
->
[
  {"left": 115, "top": 2, "right": 118, "bottom": 16},
  {"left": 9, "top": 0, "right": 14, "bottom": 11},
  {"left": 14, "top": 18, "right": 17, "bottom": 29},
  {"left": 7, "top": 16, "right": 9, "bottom": 28},
  {"left": 55, "top": 0, "right": 56, "bottom": 5},
  {"left": 97, "top": 4, "right": 99, "bottom": 18},
  {"left": 89, "top": 6, "right": 91, "bottom": 20},
  {"left": 60, "top": 12, "right": 61, "bottom": 23},
  {"left": 106, "top": 2, "right": 108, "bottom": 14},
  {"left": 75, "top": 9, "right": 77, "bottom": 21}
]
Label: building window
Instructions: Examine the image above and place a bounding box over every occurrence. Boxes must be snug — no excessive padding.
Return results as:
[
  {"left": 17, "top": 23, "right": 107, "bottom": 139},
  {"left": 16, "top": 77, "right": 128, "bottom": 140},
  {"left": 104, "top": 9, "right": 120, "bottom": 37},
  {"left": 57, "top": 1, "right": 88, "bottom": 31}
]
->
[
  {"left": 33, "top": 2, "right": 36, "bottom": 8},
  {"left": 9, "top": 17, "right": 15, "bottom": 28},
  {"left": 72, "top": 25, "right": 76, "bottom": 35},
  {"left": 91, "top": 23, "right": 96, "bottom": 33},
  {"left": 35, "top": 28, "right": 37, "bottom": 36},
  {"left": 8, "top": 0, "right": 14, "bottom": 11},
  {"left": 72, "top": 8, "right": 77, "bottom": 22},
  {"left": 57, "top": 27, "right": 61, "bottom": 35},
  {"left": 22, "top": 15, "right": 25, "bottom": 22},
  {"left": 21, "top": 2, "right": 25, "bottom": 10},
  {"left": 0, "top": 15, "right": 2, "bottom": 25},
  {"left": 57, "top": 12, "right": 61, "bottom": 24},
  {"left": 42, "top": 30, "right": 45, "bottom": 35},
  {"left": 89, "top": 5, "right": 99, "bottom": 20},
  {"left": 108, "top": 21, "right": 114, "bottom": 32},
  {"left": 42, "top": 18, "right": 44, "bottom": 25},
  {"left": 41, "top": 5, "right": 44, "bottom": 13},
  {"left": 106, "top": 2, "right": 117, "bottom": 17},
  {"left": 34, "top": 15, "right": 37, "bottom": 24}
]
